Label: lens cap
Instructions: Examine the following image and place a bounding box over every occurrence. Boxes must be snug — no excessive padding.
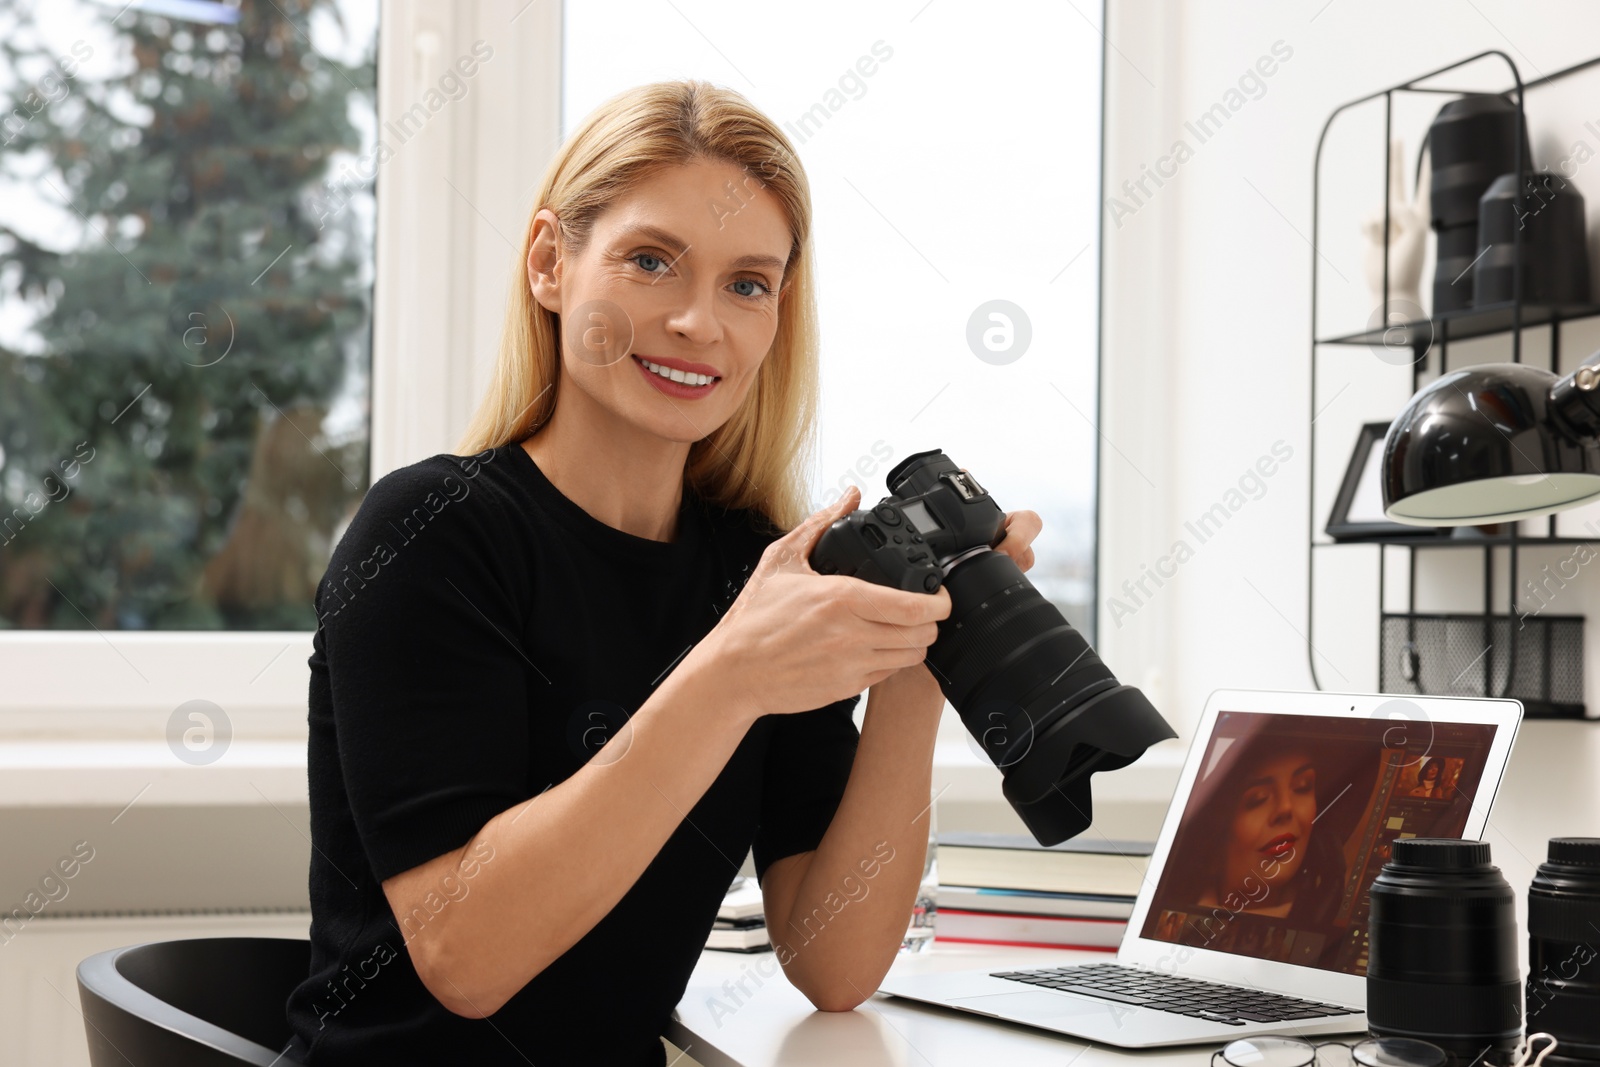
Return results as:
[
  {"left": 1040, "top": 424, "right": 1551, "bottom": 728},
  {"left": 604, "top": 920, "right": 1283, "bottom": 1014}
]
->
[
  {"left": 1391, "top": 838, "right": 1492, "bottom": 869},
  {"left": 1547, "top": 837, "right": 1600, "bottom": 866}
]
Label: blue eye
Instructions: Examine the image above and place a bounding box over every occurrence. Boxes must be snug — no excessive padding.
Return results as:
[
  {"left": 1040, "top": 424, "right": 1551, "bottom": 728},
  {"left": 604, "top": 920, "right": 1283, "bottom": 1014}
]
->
[
  {"left": 732, "top": 278, "right": 773, "bottom": 299},
  {"left": 629, "top": 251, "right": 773, "bottom": 300}
]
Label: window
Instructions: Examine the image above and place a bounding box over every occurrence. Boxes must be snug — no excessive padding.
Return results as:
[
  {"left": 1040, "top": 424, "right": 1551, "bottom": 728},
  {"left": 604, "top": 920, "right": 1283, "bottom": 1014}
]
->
[
  {"left": 563, "top": 0, "right": 1103, "bottom": 643},
  {"left": 0, "top": 0, "right": 378, "bottom": 635},
  {"left": 1, "top": 0, "right": 1097, "bottom": 731}
]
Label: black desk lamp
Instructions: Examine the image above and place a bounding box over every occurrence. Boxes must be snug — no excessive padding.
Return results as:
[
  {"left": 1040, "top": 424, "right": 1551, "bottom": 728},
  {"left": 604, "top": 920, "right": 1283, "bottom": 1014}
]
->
[{"left": 1382, "top": 352, "right": 1600, "bottom": 524}]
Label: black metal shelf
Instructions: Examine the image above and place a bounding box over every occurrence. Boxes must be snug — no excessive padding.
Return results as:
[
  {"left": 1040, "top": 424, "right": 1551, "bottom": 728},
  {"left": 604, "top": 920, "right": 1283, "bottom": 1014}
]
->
[
  {"left": 1317, "top": 301, "right": 1600, "bottom": 348},
  {"left": 1306, "top": 49, "right": 1600, "bottom": 718}
]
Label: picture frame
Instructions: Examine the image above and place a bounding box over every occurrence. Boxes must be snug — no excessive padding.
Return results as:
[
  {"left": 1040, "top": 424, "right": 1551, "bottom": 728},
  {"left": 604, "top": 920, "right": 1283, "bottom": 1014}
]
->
[{"left": 1326, "top": 421, "right": 1454, "bottom": 541}]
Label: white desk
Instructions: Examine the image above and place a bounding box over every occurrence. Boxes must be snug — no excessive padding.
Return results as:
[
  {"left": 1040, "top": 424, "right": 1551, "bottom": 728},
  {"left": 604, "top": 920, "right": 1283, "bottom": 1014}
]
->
[{"left": 667, "top": 943, "right": 1205, "bottom": 1067}]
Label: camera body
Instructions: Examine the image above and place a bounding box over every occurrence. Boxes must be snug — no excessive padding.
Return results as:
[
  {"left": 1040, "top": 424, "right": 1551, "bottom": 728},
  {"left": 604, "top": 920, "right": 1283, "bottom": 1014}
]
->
[
  {"left": 809, "top": 448, "right": 1176, "bottom": 846},
  {"left": 809, "top": 458, "right": 1001, "bottom": 592}
]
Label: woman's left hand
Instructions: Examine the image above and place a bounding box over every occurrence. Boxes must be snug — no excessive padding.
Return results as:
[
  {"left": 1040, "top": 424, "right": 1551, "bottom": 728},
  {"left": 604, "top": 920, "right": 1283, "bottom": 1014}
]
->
[{"left": 993, "top": 509, "right": 1043, "bottom": 573}]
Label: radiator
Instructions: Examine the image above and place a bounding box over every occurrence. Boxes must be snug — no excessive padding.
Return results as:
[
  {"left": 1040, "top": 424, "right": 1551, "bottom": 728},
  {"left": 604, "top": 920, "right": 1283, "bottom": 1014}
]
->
[{"left": 0, "top": 911, "right": 311, "bottom": 1067}]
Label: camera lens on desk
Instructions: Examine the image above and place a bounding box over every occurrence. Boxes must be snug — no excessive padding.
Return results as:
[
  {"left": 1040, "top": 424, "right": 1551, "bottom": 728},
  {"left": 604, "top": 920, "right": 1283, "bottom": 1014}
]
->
[
  {"left": 1527, "top": 837, "right": 1600, "bottom": 1067},
  {"left": 1367, "top": 838, "right": 1521, "bottom": 1066}
]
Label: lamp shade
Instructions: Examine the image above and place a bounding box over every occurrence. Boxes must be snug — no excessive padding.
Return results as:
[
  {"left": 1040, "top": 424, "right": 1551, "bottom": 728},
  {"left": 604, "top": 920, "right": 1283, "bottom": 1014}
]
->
[{"left": 1382, "top": 360, "right": 1600, "bottom": 525}]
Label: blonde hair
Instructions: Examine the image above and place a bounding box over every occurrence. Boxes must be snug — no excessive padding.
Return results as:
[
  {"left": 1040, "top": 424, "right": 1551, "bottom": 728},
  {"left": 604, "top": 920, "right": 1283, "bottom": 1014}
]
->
[{"left": 454, "top": 79, "right": 819, "bottom": 535}]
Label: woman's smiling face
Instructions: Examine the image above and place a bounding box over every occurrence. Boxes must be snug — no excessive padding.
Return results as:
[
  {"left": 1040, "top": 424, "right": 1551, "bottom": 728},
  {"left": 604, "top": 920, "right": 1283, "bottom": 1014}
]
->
[{"left": 526, "top": 156, "right": 794, "bottom": 445}]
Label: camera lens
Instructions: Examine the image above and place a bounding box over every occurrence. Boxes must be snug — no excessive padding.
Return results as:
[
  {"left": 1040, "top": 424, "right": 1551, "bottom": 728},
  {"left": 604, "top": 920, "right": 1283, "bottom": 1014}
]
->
[
  {"left": 1367, "top": 838, "right": 1521, "bottom": 1066},
  {"left": 813, "top": 447, "right": 1176, "bottom": 846},
  {"left": 1527, "top": 837, "right": 1600, "bottom": 1067},
  {"left": 926, "top": 548, "right": 1174, "bottom": 845}
]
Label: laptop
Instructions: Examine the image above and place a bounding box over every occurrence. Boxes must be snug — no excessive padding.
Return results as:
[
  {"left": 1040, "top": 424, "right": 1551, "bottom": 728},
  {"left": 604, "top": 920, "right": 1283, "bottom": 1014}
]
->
[{"left": 877, "top": 688, "right": 1523, "bottom": 1047}]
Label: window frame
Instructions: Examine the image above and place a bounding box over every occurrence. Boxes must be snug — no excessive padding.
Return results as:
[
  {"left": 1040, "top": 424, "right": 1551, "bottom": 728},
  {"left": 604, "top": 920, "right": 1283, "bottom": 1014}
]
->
[{"left": 0, "top": 0, "right": 563, "bottom": 734}]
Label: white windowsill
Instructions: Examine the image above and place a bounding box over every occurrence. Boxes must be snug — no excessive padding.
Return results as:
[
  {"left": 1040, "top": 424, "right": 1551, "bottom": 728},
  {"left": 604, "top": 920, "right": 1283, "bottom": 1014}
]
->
[
  {"left": 0, "top": 739, "right": 309, "bottom": 807},
  {"left": 0, "top": 736, "right": 1188, "bottom": 810},
  {"left": 930, "top": 738, "right": 1187, "bottom": 804}
]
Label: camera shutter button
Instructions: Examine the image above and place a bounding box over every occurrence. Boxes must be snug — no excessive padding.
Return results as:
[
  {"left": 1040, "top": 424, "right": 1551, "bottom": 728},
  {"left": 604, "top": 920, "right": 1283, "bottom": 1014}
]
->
[{"left": 874, "top": 505, "right": 901, "bottom": 526}]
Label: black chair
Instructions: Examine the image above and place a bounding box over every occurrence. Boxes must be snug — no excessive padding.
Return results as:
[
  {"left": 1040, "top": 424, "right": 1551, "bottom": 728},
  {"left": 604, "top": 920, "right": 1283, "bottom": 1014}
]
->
[{"left": 76, "top": 937, "right": 310, "bottom": 1066}]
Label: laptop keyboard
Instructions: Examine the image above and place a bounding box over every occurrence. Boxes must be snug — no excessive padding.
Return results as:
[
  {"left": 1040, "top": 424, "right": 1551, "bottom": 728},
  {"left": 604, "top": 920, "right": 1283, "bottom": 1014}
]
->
[{"left": 986, "top": 962, "right": 1360, "bottom": 1025}]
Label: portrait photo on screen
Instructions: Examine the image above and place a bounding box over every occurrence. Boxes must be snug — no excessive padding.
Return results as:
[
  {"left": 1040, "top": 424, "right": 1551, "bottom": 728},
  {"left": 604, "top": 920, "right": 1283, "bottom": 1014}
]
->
[{"left": 1138, "top": 710, "right": 1499, "bottom": 975}]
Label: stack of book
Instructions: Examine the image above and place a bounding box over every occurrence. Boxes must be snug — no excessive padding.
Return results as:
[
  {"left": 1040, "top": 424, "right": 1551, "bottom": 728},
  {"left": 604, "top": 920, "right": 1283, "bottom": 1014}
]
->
[
  {"left": 934, "top": 831, "right": 1153, "bottom": 950},
  {"left": 707, "top": 875, "right": 769, "bottom": 952}
]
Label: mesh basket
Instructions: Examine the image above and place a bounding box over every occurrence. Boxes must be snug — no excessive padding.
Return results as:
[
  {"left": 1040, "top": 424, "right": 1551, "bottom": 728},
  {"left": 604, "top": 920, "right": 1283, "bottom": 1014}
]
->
[{"left": 1379, "top": 612, "right": 1585, "bottom": 719}]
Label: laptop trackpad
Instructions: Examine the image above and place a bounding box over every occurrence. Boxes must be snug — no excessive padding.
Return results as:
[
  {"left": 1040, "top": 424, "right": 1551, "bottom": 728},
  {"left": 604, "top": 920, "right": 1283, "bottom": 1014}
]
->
[{"left": 947, "top": 990, "right": 1115, "bottom": 1020}]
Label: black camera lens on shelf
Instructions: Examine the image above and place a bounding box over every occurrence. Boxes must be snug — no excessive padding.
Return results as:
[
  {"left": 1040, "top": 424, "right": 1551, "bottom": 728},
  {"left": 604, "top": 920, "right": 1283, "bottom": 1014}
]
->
[
  {"left": 808, "top": 448, "right": 1177, "bottom": 846},
  {"left": 1527, "top": 838, "right": 1600, "bottom": 1067},
  {"left": 1367, "top": 838, "right": 1522, "bottom": 1067},
  {"left": 1474, "top": 172, "right": 1591, "bottom": 308},
  {"left": 1428, "top": 94, "right": 1529, "bottom": 230},
  {"left": 1426, "top": 93, "right": 1531, "bottom": 315}
]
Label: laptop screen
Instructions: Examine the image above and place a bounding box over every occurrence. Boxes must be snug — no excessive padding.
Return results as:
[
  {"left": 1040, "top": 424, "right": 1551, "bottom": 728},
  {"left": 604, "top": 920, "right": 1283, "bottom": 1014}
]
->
[{"left": 1137, "top": 708, "right": 1501, "bottom": 976}]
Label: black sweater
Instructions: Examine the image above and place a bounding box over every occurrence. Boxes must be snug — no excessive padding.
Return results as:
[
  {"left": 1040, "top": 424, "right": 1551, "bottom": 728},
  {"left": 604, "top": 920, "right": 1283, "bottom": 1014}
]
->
[{"left": 283, "top": 442, "right": 861, "bottom": 1065}]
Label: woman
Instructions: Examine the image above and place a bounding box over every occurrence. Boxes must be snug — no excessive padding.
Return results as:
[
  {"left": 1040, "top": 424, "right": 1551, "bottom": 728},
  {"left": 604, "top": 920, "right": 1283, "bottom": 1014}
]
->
[
  {"left": 1161, "top": 734, "right": 1346, "bottom": 933},
  {"left": 283, "top": 80, "right": 1042, "bottom": 1066},
  {"left": 1409, "top": 757, "right": 1443, "bottom": 798}
]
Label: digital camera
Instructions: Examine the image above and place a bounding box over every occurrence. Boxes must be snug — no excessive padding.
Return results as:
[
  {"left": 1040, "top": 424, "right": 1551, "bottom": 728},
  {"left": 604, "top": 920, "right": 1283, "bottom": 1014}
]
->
[{"left": 810, "top": 448, "right": 1176, "bottom": 845}]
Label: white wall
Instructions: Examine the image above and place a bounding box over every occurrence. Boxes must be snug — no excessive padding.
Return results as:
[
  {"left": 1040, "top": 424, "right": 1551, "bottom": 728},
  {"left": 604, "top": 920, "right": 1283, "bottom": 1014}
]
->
[{"left": 1099, "top": 0, "right": 1600, "bottom": 918}]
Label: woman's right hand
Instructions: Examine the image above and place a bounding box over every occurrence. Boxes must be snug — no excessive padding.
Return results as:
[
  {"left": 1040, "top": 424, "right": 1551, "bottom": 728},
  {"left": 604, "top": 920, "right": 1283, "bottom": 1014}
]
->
[{"left": 691, "top": 485, "right": 952, "bottom": 721}]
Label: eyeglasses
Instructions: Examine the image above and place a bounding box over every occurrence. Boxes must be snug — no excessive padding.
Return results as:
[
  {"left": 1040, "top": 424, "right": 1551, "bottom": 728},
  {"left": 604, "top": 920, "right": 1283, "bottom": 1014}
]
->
[{"left": 1213, "top": 1033, "right": 1559, "bottom": 1067}]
